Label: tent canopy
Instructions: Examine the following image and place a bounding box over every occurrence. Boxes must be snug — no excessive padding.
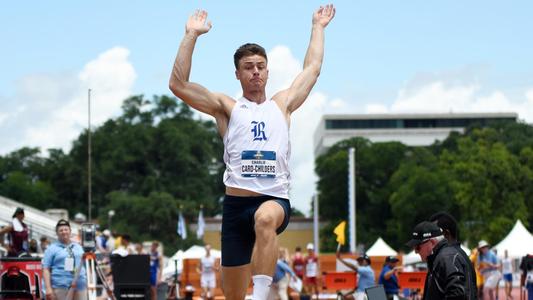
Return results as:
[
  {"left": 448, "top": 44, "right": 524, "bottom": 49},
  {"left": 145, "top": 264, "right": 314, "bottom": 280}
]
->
[
  {"left": 493, "top": 220, "right": 533, "bottom": 258},
  {"left": 366, "top": 237, "right": 397, "bottom": 256},
  {"left": 163, "top": 245, "right": 221, "bottom": 279},
  {"left": 403, "top": 250, "right": 421, "bottom": 265}
]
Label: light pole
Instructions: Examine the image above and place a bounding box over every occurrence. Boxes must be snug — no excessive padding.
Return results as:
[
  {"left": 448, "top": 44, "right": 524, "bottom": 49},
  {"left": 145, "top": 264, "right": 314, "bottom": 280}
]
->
[
  {"left": 88, "top": 89, "right": 92, "bottom": 221},
  {"left": 108, "top": 210, "right": 115, "bottom": 231}
]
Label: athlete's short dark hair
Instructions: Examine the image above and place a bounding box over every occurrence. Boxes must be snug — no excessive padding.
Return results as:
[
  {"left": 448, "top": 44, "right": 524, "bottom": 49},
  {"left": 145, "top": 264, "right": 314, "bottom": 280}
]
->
[{"left": 234, "top": 43, "right": 267, "bottom": 69}]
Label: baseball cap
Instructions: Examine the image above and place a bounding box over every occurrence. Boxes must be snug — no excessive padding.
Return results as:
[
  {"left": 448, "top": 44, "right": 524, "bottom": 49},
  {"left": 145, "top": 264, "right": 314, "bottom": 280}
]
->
[
  {"left": 385, "top": 255, "right": 399, "bottom": 263},
  {"left": 103, "top": 229, "right": 111, "bottom": 236},
  {"left": 406, "top": 221, "right": 443, "bottom": 248},
  {"left": 55, "top": 219, "right": 71, "bottom": 230},
  {"left": 12, "top": 207, "right": 24, "bottom": 218},
  {"left": 477, "top": 240, "right": 490, "bottom": 249},
  {"left": 306, "top": 243, "right": 314, "bottom": 250},
  {"left": 357, "top": 254, "right": 371, "bottom": 264}
]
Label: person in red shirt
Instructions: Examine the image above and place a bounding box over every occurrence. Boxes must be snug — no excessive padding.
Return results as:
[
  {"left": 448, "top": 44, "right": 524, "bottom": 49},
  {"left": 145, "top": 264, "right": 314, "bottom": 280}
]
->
[
  {"left": 0, "top": 207, "right": 29, "bottom": 256},
  {"left": 291, "top": 246, "right": 306, "bottom": 279}
]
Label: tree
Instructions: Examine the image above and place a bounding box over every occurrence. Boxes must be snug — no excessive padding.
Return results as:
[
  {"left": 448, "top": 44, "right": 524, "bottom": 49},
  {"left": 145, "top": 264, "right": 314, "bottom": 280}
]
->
[
  {"left": 99, "top": 191, "right": 200, "bottom": 255},
  {"left": 315, "top": 138, "right": 408, "bottom": 251}
]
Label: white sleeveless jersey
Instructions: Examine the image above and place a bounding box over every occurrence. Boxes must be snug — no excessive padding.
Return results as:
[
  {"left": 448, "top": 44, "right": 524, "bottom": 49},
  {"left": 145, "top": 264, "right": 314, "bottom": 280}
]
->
[
  {"left": 223, "top": 97, "right": 290, "bottom": 199},
  {"left": 201, "top": 255, "right": 216, "bottom": 275}
]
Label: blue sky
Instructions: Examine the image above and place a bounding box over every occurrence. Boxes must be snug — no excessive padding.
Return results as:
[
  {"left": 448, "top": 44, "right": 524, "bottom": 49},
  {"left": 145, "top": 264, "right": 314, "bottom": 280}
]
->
[{"left": 2, "top": 1, "right": 533, "bottom": 215}]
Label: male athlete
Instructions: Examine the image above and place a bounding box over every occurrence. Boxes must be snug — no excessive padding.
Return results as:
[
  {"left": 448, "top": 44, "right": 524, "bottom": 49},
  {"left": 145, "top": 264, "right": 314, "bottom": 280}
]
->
[{"left": 169, "top": 5, "right": 335, "bottom": 300}]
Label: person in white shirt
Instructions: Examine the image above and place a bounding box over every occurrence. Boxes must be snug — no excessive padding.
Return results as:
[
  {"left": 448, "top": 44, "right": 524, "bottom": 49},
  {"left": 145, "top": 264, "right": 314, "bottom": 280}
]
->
[
  {"left": 197, "top": 244, "right": 219, "bottom": 300},
  {"left": 501, "top": 249, "right": 514, "bottom": 300}
]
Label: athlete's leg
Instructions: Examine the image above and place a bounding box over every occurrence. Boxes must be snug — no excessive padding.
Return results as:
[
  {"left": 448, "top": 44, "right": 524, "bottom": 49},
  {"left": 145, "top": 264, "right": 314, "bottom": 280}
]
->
[
  {"left": 252, "top": 200, "right": 285, "bottom": 276},
  {"left": 222, "top": 264, "right": 252, "bottom": 300}
]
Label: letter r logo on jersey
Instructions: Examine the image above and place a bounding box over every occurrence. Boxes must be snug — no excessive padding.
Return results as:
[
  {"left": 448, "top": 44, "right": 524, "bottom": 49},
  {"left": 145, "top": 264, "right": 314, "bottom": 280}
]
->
[{"left": 251, "top": 121, "right": 267, "bottom": 141}]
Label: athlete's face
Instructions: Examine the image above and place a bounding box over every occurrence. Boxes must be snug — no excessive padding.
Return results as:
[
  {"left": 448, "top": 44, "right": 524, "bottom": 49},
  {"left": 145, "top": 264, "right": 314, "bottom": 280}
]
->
[{"left": 235, "top": 55, "right": 268, "bottom": 92}]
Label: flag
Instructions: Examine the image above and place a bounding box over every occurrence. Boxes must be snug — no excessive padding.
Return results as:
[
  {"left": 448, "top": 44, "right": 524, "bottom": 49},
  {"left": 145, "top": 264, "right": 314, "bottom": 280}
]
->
[
  {"left": 196, "top": 209, "right": 205, "bottom": 239},
  {"left": 334, "top": 221, "right": 346, "bottom": 245},
  {"left": 177, "top": 211, "right": 187, "bottom": 239}
]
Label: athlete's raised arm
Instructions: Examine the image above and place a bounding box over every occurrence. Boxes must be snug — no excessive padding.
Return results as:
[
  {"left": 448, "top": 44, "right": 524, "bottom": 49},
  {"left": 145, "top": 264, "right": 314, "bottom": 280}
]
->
[
  {"left": 273, "top": 4, "right": 335, "bottom": 115},
  {"left": 169, "top": 10, "right": 230, "bottom": 117}
]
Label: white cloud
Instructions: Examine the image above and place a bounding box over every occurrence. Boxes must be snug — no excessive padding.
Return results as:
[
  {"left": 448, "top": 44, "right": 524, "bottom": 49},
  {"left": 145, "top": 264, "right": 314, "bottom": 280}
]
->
[
  {"left": 0, "top": 47, "right": 136, "bottom": 154},
  {"left": 366, "top": 77, "right": 533, "bottom": 123},
  {"left": 265, "top": 45, "right": 302, "bottom": 99},
  {"left": 365, "top": 103, "right": 388, "bottom": 114}
]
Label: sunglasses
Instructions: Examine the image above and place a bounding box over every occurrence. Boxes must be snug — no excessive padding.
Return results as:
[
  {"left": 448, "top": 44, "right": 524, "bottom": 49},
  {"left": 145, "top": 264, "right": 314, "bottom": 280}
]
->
[{"left": 415, "top": 239, "right": 431, "bottom": 251}]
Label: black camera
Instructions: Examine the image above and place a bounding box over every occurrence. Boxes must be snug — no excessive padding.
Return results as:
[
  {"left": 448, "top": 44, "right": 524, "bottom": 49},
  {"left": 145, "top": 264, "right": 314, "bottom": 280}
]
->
[{"left": 81, "top": 223, "right": 97, "bottom": 252}]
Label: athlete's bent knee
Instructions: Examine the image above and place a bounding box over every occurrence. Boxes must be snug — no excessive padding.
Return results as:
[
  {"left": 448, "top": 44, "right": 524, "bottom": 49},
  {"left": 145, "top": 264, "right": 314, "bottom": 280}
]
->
[{"left": 254, "top": 213, "right": 277, "bottom": 233}]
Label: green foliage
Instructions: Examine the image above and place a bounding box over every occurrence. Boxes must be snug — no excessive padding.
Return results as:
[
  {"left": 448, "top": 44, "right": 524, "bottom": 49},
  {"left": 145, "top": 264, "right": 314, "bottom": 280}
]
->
[
  {"left": 0, "top": 95, "right": 224, "bottom": 253},
  {"left": 317, "top": 121, "right": 533, "bottom": 252},
  {"left": 316, "top": 138, "right": 408, "bottom": 250},
  {"left": 99, "top": 191, "right": 200, "bottom": 255}
]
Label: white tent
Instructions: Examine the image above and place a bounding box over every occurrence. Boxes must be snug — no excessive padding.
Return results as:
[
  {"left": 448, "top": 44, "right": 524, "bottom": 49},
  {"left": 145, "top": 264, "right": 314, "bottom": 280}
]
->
[
  {"left": 493, "top": 219, "right": 533, "bottom": 258},
  {"left": 162, "top": 245, "right": 222, "bottom": 279},
  {"left": 366, "top": 237, "right": 398, "bottom": 256},
  {"left": 181, "top": 245, "right": 221, "bottom": 259},
  {"left": 403, "top": 250, "right": 422, "bottom": 265}
]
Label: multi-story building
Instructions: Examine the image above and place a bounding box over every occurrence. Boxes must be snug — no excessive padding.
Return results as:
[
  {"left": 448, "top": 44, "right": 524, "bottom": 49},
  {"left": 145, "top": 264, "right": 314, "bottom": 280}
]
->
[{"left": 314, "top": 112, "right": 517, "bottom": 156}]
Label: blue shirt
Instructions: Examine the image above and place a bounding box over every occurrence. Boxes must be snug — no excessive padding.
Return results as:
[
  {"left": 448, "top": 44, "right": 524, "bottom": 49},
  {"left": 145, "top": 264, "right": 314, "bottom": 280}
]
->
[
  {"left": 357, "top": 265, "right": 375, "bottom": 292},
  {"left": 378, "top": 264, "right": 399, "bottom": 294},
  {"left": 273, "top": 260, "right": 296, "bottom": 283},
  {"left": 478, "top": 250, "right": 498, "bottom": 276},
  {"left": 42, "top": 241, "right": 87, "bottom": 290}
]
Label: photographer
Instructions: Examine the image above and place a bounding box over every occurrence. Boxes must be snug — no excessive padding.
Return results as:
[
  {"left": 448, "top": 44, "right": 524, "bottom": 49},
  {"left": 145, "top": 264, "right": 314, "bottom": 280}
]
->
[{"left": 42, "top": 219, "right": 87, "bottom": 300}]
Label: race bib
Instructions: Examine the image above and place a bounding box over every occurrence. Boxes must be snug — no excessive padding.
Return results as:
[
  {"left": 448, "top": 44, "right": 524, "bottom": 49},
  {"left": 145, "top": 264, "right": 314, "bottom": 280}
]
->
[{"left": 241, "top": 151, "right": 276, "bottom": 178}]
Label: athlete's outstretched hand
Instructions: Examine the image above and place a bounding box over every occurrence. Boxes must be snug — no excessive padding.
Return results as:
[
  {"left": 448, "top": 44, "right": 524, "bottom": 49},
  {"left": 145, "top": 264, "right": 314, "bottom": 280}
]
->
[
  {"left": 185, "top": 9, "right": 212, "bottom": 36},
  {"left": 313, "top": 4, "right": 335, "bottom": 28}
]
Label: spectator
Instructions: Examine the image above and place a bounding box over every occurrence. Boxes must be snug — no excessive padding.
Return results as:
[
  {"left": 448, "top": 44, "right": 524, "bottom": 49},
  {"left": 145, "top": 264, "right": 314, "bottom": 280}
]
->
[
  {"left": 42, "top": 219, "right": 87, "bottom": 300},
  {"left": 291, "top": 246, "right": 305, "bottom": 280},
  {"left": 428, "top": 211, "right": 477, "bottom": 299},
  {"left": 304, "top": 243, "right": 319, "bottom": 298},
  {"left": 470, "top": 247, "right": 484, "bottom": 299},
  {"left": 29, "top": 238, "right": 39, "bottom": 256},
  {"left": 39, "top": 236, "right": 50, "bottom": 253},
  {"left": 197, "top": 244, "right": 219, "bottom": 300},
  {"left": 406, "top": 221, "right": 473, "bottom": 300},
  {"left": 150, "top": 241, "right": 163, "bottom": 300},
  {"left": 478, "top": 240, "right": 501, "bottom": 300},
  {"left": 269, "top": 247, "right": 296, "bottom": 300},
  {"left": 112, "top": 234, "right": 134, "bottom": 256},
  {"left": 378, "top": 256, "right": 402, "bottom": 300},
  {"left": 519, "top": 253, "right": 533, "bottom": 300},
  {"left": 96, "top": 229, "right": 112, "bottom": 255},
  {"left": 135, "top": 243, "right": 145, "bottom": 254},
  {"left": 0, "top": 207, "right": 30, "bottom": 256},
  {"left": 336, "top": 251, "right": 375, "bottom": 300},
  {"left": 501, "top": 249, "right": 513, "bottom": 300}
]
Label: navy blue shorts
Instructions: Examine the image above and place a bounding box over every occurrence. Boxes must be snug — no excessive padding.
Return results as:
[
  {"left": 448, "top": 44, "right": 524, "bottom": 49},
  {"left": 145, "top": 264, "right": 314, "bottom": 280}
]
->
[
  {"left": 221, "top": 194, "right": 291, "bottom": 267},
  {"left": 503, "top": 273, "right": 512, "bottom": 282}
]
